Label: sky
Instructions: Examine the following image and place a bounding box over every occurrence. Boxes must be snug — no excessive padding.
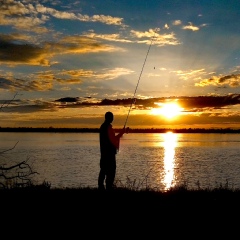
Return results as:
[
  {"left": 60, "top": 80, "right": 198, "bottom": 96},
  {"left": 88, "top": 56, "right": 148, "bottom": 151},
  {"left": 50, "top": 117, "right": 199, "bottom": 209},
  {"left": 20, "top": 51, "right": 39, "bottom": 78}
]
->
[{"left": 0, "top": 0, "right": 240, "bottom": 129}]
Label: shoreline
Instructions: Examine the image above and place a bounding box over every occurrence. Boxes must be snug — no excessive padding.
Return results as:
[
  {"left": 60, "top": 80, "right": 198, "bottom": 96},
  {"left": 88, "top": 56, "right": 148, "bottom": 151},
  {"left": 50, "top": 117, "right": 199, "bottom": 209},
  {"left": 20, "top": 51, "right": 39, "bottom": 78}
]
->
[{"left": 1, "top": 127, "right": 240, "bottom": 133}]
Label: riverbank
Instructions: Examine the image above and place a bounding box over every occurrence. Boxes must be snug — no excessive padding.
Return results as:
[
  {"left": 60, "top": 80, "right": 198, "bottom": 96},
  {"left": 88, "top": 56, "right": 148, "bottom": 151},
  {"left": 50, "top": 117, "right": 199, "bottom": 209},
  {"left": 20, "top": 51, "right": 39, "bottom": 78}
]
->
[{"left": 1, "top": 126, "right": 240, "bottom": 133}]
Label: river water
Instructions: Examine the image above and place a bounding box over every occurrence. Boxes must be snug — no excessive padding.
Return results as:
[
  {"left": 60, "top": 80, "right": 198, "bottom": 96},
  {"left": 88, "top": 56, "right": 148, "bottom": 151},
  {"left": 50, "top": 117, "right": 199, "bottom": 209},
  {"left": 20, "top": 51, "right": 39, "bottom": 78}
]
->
[{"left": 1, "top": 132, "right": 240, "bottom": 191}]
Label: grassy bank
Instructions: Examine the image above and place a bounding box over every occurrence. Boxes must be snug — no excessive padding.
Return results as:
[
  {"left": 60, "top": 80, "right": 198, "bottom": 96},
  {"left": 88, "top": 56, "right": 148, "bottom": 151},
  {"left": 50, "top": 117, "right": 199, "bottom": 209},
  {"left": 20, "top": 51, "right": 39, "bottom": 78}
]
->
[
  {"left": 1, "top": 184, "right": 240, "bottom": 237},
  {"left": 2, "top": 183, "right": 240, "bottom": 210}
]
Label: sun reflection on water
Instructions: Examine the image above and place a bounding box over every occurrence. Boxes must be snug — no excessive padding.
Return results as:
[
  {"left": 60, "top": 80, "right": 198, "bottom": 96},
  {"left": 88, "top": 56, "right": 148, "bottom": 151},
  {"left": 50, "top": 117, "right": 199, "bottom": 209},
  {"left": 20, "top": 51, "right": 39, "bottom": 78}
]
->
[{"left": 163, "top": 132, "right": 178, "bottom": 191}]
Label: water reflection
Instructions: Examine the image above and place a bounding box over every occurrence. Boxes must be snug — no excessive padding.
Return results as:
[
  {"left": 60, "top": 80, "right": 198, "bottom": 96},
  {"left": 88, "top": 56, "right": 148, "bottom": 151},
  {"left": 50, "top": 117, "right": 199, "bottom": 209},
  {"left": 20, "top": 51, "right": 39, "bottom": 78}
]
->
[{"left": 162, "top": 132, "right": 178, "bottom": 191}]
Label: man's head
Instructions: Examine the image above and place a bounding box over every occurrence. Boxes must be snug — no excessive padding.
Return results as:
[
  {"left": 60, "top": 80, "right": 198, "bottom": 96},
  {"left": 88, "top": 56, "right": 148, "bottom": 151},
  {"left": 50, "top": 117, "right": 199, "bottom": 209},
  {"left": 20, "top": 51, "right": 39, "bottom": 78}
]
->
[{"left": 105, "top": 111, "right": 114, "bottom": 123}]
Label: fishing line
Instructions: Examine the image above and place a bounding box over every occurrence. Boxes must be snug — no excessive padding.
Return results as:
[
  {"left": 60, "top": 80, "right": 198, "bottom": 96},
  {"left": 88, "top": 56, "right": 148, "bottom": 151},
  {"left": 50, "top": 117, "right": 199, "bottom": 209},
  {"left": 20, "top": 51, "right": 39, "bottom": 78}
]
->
[
  {"left": 117, "top": 29, "right": 158, "bottom": 187},
  {"left": 124, "top": 28, "right": 158, "bottom": 129}
]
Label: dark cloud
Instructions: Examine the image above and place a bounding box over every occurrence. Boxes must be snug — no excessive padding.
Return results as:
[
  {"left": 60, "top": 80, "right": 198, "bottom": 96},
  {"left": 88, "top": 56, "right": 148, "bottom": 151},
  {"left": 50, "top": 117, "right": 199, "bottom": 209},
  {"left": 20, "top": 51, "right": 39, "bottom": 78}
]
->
[
  {"left": 1, "top": 94, "right": 240, "bottom": 114},
  {"left": 0, "top": 33, "right": 117, "bottom": 66},
  {"left": 0, "top": 99, "right": 56, "bottom": 113},
  {"left": 177, "top": 94, "right": 240, "bottom": 109},
  {"left": 0, "top": 35, "right": 50, "bottom": 65},
  {"left": 55, "top": 97, "right": 80, "bottom": 103},
  {"left": 54, "top": 94, "right": 240, "bottom": 110}
]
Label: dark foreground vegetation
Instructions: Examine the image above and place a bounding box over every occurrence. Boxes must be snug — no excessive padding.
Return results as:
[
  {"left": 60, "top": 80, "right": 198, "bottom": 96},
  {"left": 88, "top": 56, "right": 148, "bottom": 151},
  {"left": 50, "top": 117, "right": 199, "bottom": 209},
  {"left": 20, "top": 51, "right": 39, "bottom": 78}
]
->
[
  {"left": 1, "top": 183, "right": 240, "bottom": 237},
  {"left": 2, "top": 182, "right": 240, "bottom": 214}
]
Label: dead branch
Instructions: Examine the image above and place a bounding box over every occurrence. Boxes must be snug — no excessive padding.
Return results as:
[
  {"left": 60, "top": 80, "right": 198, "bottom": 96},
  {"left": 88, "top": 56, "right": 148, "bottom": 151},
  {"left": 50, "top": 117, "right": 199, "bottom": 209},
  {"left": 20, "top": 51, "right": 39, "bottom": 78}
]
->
[
  {"left": 0, "top": 92, "right": 18, "bottom": 110},
  {"left": 0, "top": 93, "right": 40, "bottom": 189},
  {"left": 0, "top": 158, "right": 39, "bottom": 189},
  {"left": 0, "top": 141, "right": 19, "bottom": 154}
]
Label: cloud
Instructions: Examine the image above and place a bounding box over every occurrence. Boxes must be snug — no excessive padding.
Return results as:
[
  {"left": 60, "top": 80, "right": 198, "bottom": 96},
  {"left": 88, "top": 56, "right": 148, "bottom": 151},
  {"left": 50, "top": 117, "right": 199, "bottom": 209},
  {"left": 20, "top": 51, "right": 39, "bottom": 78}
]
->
[
  {"left": 0, "top": 0, "right": 48, "bottom": 33},
  {"left": 182, "top": 22, "right": 199, "bottom": 31},
  {"left": 0, "top": 34, "right": 52, "bottom": 66},
  {"left": 0, "top": 75, "right": 53, "bottom": 92},
  {"left": 0, "top": 32, "right": 36, "bottom": 43},
  {"left": 0, "top": 66, "right": 134, "bottom": 92},
  {"left": 36, "top": 3, "right": 125, "bottom": 26},
  {"left": 36, "top": 3, "right": 77, "bottom": 19},
  {"left": 196, "top": 74, "right": 240, "bottom": 88},
  {"left": 172, "top": 20, "right": 182, "bottom": 26},
  {"left": 130, "top": 28, "right": 180, "bottom": 46},
  {"left": 0, "top": 0, "right": 126, "bottom": 34},
  {"left": 57, "top": 67, "right": 133, "bottom": 83},
  {"left": 76, "top": 13, "right": 125, "bottom": 26},
  {"left": 61, "top": 69, "right": 94, "bottom": 78},
  {"left": 51, "top": 67, "right": 133, "bottom": 84},
  {"left": 172, "top": 68, "right": 207, "bottom": 81},
  {"left": 0, "top": 97, "right": 56, "bottom": 113},
  {"left": 0, "top": 34, "right": 120, "bottom": 66},
  {"left": 84, "top": 28, "right": 180, "bottom": 47},
  {"left": 83, "top": 31, "right": 132, "bottom": 43},
  {"left": 51, "top": 94, "right": 240, "bottom": 111},
  {"left": 164, "top": 24, "right": 169, "bottom": 29},
  {"left": 176, "top": 94, "right": 240, "bottom": 109},
  {"left": 1, "top": 94, "right": 240, "bottom": 119},
  {"left": 55, "top": 97, "right": 80, "bottom": 103},
  {"left": 90, "top": 68, "right": 134, "bottom": 81},
  {"left": 51, "top": 35, "right": 121, "bottom": 54}
]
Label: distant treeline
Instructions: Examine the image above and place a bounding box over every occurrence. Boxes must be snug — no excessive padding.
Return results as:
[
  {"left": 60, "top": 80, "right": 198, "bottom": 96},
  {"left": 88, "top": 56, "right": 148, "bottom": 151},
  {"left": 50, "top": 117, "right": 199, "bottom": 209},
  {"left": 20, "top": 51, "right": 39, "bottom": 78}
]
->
[{"left": 1, "top": 127, "right": 240, "bottom": 133}]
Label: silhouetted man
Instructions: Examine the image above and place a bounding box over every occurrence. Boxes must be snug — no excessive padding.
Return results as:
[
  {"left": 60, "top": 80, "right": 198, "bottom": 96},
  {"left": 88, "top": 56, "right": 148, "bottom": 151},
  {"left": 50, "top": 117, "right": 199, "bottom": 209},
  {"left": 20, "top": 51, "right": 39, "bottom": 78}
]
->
[{"left": 98, "top": 111, "right": 126, "bottom": 191}]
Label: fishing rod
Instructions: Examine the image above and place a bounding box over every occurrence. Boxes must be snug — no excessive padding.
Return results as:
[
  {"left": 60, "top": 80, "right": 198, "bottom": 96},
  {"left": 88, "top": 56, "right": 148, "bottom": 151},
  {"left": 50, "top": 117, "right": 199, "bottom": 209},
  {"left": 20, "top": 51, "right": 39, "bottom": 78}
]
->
[{"left": 124, "top": 28, "right": 158, "bottom": 129}]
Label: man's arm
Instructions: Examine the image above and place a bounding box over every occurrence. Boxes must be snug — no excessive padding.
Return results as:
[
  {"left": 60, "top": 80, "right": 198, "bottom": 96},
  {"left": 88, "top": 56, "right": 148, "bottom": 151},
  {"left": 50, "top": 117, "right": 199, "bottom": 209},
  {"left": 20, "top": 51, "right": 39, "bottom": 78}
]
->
[
  {"left": 116, "top": 127, "right": 126, "bottom": 138},
  {"left": 108, "top": 126, "right": 125, "bottom": 149}
]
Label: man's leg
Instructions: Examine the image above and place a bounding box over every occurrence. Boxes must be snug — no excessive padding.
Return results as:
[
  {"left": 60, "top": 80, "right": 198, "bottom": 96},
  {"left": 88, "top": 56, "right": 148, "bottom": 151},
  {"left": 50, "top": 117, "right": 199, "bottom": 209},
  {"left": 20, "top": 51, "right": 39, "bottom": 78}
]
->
[
  {"left": 98, "top": 168, "right": 106, "bottom": 190},
  {"left": 106, "top": 165, "right": 116, "bottom": 191}
]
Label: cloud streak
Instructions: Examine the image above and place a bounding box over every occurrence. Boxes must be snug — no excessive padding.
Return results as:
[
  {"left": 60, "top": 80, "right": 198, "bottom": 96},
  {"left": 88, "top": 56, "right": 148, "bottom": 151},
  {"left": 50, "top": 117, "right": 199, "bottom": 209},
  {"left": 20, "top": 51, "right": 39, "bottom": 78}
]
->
[
  {"left": 0, "top": 0, "right": 126, "bottom": 33},
  {"left": 2, "top": 94, "right": 239, "bottom": 113}
]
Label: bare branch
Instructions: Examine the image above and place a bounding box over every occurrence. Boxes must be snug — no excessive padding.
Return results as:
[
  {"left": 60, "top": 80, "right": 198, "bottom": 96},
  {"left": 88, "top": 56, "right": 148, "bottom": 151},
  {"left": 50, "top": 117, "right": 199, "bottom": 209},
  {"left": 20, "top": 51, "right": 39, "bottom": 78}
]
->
[
  {"left": 0, "top": 158, "right": 39, "bottom": 189},
  {"left": 0, "top": 92, "right": 19, "bottom": 110},
  {"left": 0, "top": 141, "right": 19, "bottom": 154},
  {"left": 0, "top": 93, "right": 41, "bottom": 189}
]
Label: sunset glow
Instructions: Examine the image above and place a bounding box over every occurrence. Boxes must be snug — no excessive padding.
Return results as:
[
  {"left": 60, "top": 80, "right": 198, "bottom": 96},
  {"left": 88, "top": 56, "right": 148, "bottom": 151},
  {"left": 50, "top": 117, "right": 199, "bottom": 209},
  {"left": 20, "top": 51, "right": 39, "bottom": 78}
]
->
[
  {"left": 0, "top": 1, "right": 240, "bottom": 129},
  {"left": 151, "top": 103, "right": 183, "bottom": 119}
]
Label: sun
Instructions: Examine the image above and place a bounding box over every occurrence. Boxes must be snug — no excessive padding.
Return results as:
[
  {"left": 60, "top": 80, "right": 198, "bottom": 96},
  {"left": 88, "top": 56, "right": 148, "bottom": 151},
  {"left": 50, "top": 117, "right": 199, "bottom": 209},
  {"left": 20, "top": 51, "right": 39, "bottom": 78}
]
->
[{"left": 151, "top": 102, "right": 183, "bottom": 119}]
